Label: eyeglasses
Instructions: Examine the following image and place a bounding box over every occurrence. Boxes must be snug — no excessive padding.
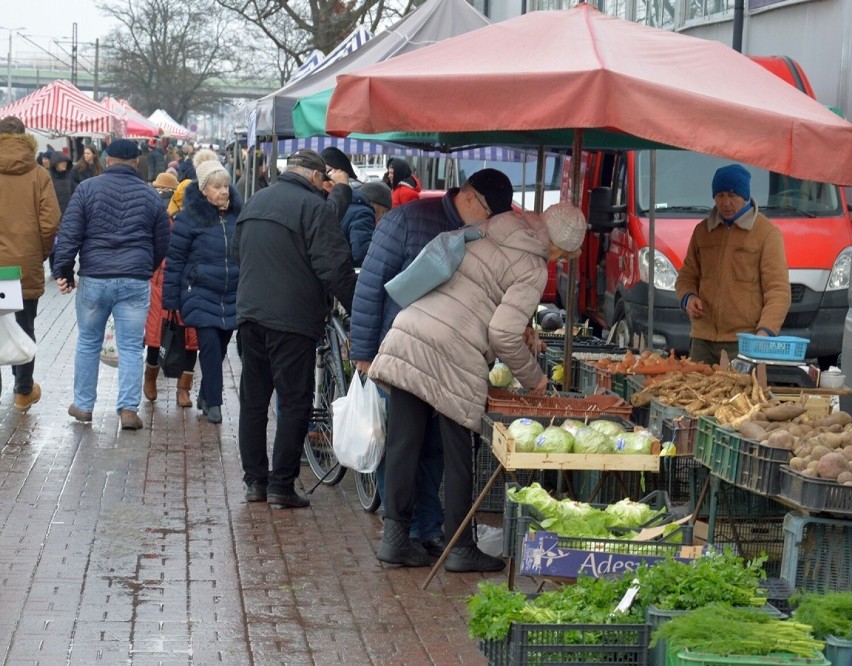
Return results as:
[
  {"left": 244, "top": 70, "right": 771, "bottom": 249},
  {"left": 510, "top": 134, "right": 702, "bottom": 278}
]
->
[{"left": 472, "top": 191, "right": 492, "bottom": 218}]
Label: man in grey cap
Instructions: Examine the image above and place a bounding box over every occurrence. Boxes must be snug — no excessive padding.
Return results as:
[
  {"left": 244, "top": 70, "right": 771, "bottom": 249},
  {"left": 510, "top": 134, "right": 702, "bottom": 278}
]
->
[
  {"left": 349, "top": 168, "right": 515, "bottom": 570},
  {"left": 232, "top": 148, "right": 355, "bottom": 509},
  {"left": 52, "top": 138, "right": 170, "bottom": 430}
]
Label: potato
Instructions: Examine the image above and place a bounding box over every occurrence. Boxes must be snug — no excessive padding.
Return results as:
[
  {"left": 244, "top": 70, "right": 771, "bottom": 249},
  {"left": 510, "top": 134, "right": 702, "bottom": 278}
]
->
[
  {"left": 765, "top": 422, "right": 783, "bottom": 433},
  {"left": 807, "top": 459, "right": 820, "bottom": 472},
  {"left": 822, "top": 411, "right": 852, "bottom": 427},
  {"left": 837, "top": 471, "right": 852, "bottom": 484},
  {"left": 810, "top": 445, "right": 831, "bottom": 460},
  {"left": 819, "top": 432, "right": 843, "bottom": 449},
  {"left": 828, "top": 423, "right": 844, "bottom": 433},
  {"left": 763, "top": 403, "right": 808, "bottom": 421},
  {"left": 789, "top": 457, "right": 808, "bottom": 472},
  {"left": 801, "top": 468, "right": 819, "bottom": 477},
  {"left": 765, "top": 430, "right": 794, "bottom": 449},
  {"left": 738, "top": 421, "right": 768, "bottom": 441},
  {"left": 817, "top": 452, "right": 848, "bottom": 479}
]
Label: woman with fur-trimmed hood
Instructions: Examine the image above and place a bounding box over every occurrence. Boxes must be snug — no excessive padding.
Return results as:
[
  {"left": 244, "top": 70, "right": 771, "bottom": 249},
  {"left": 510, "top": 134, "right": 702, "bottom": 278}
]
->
[{"left": 162, "top": 160, "right": 242, "bottom": 424}]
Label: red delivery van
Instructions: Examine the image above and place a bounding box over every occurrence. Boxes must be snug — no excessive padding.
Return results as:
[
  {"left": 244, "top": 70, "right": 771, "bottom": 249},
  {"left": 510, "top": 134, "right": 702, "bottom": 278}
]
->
[{"left": 556, "top": 56, "right": 851, "bottom": 366}]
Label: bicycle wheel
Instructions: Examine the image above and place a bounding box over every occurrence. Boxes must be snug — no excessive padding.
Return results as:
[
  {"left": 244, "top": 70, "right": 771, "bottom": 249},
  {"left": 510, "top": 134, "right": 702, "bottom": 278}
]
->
[
  {"left": 304, "top": 347, "right": 348, "bottom": 485},
  {"left": 355, "top": 471, "right": 381, "bottom": 513}
]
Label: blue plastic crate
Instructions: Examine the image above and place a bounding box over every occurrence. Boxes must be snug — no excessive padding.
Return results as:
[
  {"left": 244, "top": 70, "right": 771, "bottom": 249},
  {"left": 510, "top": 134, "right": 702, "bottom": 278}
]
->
[
  {"left": 780, "top": 513, "right": 852, "bottom": 594},
  {"left": 737, "top": 333, "right": 809, "bottom": 362}
]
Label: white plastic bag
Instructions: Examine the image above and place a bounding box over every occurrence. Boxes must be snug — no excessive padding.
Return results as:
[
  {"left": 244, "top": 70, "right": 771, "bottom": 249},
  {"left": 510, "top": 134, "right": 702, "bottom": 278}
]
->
[
  {"left": 100, "top": 315, "right": 119, "bottom": 367},
  {"left": 332, "top": 371, "right": 386, "bottom": 473},
  {"left": 0, "top": 313, "right": 37, "bottom": 365}
]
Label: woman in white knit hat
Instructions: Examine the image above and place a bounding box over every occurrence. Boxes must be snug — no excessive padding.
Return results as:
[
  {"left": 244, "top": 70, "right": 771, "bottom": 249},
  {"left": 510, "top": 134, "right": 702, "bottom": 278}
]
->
[{"left": 161, "top": 160, "right": 242, "bottom": 424}]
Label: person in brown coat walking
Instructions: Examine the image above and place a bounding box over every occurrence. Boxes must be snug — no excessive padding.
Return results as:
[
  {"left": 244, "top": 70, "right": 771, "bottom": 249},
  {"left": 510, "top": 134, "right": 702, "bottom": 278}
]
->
[{"left": 0, "top": 115, "right": 61, "bottom": 411}]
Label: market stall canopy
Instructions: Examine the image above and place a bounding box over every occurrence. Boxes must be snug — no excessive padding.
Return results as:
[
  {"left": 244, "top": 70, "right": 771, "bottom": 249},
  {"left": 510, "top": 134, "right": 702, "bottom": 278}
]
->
[
  {"left": 101, "top": 97, "right": 160, "bottom": 138},
  {"left": 148, "top": 109, "right": 193, "bottom": 140},
  {"left": 0, "top": 79, "right": 121, "bottom": 137},
  {"left": 252, "top": 0, "right": 489, "bottom": 138},
  {"left": 326, "top": 4, "right": 852, "bottom": 186},
  {"left": 287, "top": 25, "right": 373, "bottom": 86}
]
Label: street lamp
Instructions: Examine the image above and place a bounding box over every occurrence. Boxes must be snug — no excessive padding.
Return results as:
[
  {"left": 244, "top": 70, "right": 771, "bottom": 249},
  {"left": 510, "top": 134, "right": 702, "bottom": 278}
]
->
[{"left": 1, "top": 26, "right": 24, "bottom": 103}]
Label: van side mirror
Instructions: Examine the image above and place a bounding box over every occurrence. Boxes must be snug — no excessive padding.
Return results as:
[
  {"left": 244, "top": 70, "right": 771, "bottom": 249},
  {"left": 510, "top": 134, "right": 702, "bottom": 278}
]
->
[{"left": 588, "top": 186, "right": 627, "bottom": 231}]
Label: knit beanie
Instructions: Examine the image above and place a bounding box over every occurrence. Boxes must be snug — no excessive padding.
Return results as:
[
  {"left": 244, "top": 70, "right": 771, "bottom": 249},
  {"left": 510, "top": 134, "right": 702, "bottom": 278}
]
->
[
  {"left": 359, "top": 181, "right": 392, "bottom": 210},
  {"left": 712, "top": 164, "right": 751, "bottom": 201},
  {"left": 193, "top": 148, "right": 219, "bottom": 169},
  {"left": 541, "top": 202, "right": 587, "bottom": 253},
  {"left": 196, "top": 160, "right": 229, "bottom": 190}
]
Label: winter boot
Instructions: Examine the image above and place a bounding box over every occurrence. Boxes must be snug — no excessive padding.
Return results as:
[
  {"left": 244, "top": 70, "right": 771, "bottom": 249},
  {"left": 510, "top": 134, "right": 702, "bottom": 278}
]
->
[
  {"left": 376, "top": 519, "right": 430, "bottom": 567},
  {"left": 143, "top": 364, "right": 160, "bottom": 402},
  {"left": 176, "top": 371, "right": 193, "bottom": 408}
]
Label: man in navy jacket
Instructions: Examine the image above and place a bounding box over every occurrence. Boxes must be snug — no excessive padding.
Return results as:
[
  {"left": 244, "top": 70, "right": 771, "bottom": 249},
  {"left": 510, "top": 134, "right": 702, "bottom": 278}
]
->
[{"left": 53, "top": 139, "right": 170, "bottom": 430}]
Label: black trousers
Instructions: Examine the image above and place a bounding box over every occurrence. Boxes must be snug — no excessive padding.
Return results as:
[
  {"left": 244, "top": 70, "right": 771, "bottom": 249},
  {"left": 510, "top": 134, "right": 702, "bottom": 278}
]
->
[
  {"left": 196, "top": 327, "right": 233, "bottom": 408},
  {"left": 12, "top": 299, "right": 38, "bottom": 395},
  {"left": 238, "top": 321, "right": 314, "bottom": 495},
  {"left": 383, "top": 386, "right": 476, "bottom": 547}
]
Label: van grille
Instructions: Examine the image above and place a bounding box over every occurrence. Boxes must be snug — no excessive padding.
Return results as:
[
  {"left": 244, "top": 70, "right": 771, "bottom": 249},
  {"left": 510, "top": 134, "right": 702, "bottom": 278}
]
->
[
  {"left": 783, "top": 311, "right": 814, "bottom": 328},
  {"left": 790, "top": 284, "right": 805, "bottom": 303}
]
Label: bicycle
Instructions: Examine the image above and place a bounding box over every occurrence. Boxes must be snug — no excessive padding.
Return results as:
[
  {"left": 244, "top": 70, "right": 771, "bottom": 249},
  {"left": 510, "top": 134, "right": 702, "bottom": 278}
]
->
[{"left": 303, "top": 300, "right": 381, "bottom": 513}]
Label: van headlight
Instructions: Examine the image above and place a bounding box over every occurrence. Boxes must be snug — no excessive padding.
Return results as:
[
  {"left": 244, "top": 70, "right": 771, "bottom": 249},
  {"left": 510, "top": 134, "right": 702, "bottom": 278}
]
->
[
  {"left": 638, "top": 248, "right": 678, "bottom": 291},
  {"left": 827, "top": 247, "right": 852, "bottom": 290}
]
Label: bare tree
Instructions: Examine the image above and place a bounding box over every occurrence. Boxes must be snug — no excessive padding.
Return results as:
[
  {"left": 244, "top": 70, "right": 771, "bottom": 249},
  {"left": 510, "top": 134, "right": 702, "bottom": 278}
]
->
[
  {"left": 214, "top": 0, "right": 421, "bottom": 85},
  {"left": 99, "top": 0, "right": 244, "bottom": 123}
]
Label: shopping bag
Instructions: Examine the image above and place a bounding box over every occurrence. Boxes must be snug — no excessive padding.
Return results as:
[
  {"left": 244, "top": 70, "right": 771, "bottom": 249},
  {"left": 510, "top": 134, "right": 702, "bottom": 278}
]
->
[
  {"left": 384, "top": 222, "right": 484, "bottom": 309},
  {"left": 0, "top": 313, "right": 36, "bottom": 365},
  {"left": 331, "top": 371, "right": 386, "bottom": 473},
  {"left": 158, "top": 313, "right": 187, "bottom": 378},
  {"left": 99, "top": 315, "right": 119, "bottom": 367}
]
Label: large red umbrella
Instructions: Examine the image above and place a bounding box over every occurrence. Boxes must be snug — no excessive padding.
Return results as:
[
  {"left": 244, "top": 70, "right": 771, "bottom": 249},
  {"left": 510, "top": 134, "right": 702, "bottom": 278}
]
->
[
  {"left": 0, "top": 80, "right": 120, "bottom": 137},
  {"left": 101, "top": 97, "right": 160, "bottom": 138},
  {"left": 326, "top": 4, "right": 852, "bottom": 186}
]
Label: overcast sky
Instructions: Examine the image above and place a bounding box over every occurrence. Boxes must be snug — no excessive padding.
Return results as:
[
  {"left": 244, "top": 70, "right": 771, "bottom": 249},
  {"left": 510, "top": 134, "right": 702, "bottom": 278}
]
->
[{"left": 2, "top": 1, "right": 118, "bottom": 46}]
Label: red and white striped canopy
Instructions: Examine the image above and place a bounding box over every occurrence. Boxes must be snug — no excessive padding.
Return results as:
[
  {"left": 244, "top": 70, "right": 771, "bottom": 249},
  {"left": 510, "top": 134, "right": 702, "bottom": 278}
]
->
[
  {"left": 101, "top": 97, "right": 161, "bottom": 138},
  {"left": 0, "top": 80, "right": 120, "bottom": 137},
  {"left": 148, "top": 109, "right": 193, "bottom": 140}
]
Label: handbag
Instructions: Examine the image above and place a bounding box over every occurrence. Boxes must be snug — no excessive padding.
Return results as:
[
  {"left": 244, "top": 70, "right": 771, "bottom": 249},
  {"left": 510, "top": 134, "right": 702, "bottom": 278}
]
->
[
  {"left": 158, "top": 312, "right": 187, "bottom": 378},
  {"left": 331, "top": 371, "right": 386, "bottom": 473},
  {"left": 100, "top": 315, "right": 119, "bottom": 367},
  {"left": 0, "top": 313, "right": 37, "bottom": 365},
  {"left": 384, "top": 222, "right": 485, "bottom": 309}
]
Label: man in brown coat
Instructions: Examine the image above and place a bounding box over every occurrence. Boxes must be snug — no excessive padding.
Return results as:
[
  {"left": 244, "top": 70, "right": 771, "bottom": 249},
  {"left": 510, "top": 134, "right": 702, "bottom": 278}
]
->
[{"left": 0, "top": 115, "right": 61, "bottom": 411}]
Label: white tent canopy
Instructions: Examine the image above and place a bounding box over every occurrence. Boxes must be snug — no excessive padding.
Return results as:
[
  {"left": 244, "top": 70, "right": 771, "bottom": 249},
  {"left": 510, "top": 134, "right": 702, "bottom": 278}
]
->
[{"left": 148, "top": 109, "right": 193, "bottom": 140}]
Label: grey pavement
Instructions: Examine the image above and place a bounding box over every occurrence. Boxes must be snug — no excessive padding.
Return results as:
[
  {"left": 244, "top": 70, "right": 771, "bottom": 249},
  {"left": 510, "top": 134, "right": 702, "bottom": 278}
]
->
[{"left": 0, "top": 276, "right": 508, "bottom": 665}]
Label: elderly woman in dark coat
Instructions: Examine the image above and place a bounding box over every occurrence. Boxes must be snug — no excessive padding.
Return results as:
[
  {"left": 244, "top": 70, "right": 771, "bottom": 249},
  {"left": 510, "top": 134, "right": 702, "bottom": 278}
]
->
[{"left": 162, "top": 160, "right": 242, "bottom": 424}]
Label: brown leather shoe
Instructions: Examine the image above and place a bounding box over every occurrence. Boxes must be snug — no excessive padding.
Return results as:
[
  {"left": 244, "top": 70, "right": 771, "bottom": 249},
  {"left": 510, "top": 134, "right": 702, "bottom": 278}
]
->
[
  {"left": 14, "top": 383, "right": 41, "bottom": 413},
  {"left": 143, "top": 364, "right": 159, "bottom": 401},
  {"left": 119, "top": 409, "right": 143, "bottom": 430},
  {"left": 68, "top": 404, "right": 93, "bottom": 422},
  {"left": 176, "top": 371, "right": 193, "bottom": 408}
]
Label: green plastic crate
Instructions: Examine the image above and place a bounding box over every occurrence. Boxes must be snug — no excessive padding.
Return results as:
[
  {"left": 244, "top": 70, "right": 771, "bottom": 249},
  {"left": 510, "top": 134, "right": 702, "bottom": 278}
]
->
[{"left": 694, "top": 416, "right": 718, "bottom": 468}]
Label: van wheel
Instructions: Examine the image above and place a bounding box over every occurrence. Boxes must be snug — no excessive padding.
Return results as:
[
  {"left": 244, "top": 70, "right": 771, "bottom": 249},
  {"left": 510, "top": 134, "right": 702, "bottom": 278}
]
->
[{"left": 611, "top": 301, "right": 634, "bottom": 348}]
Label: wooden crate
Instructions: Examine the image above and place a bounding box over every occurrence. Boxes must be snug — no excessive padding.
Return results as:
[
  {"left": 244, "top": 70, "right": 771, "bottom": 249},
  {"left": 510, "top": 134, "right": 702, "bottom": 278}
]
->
[
  {"left": 490, "top": 421, "right": 661, "bottom": 472},
  {"left": 773, "top": 393, "right": 831, "bottom": 419}
]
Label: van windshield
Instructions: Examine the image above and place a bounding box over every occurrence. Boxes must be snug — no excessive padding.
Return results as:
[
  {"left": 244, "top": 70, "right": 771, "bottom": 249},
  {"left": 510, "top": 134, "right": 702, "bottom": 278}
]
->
[
  {"left": 635, "top": 150, "right": 842, "bottom": 218},
  {"left": 456, "top": 156, "right": 563, "bottom": 209}
]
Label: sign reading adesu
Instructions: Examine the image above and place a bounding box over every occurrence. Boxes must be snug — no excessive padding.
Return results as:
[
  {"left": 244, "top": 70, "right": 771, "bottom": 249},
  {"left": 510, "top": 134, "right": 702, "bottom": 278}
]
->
[{"left": 519, "top": 531, "right": 706, "bottom": 579}]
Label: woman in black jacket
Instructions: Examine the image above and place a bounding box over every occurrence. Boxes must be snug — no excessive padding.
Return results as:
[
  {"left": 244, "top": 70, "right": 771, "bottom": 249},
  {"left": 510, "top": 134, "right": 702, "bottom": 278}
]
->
[
  {"left": 162, "top": 161, "right": 242, "bottom": 424},
  {"left": 71, "top": 145, "right": 103, "bottom": 184}
]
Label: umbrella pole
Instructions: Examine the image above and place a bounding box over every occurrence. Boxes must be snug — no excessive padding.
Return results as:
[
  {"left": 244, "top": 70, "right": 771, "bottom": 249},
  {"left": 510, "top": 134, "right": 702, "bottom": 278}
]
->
[
  {"left": 563, "top": 130, "right": 583, "bottom": 389},
  {"left": 648, "top": 150, "right": 656, "bottom": 350}
]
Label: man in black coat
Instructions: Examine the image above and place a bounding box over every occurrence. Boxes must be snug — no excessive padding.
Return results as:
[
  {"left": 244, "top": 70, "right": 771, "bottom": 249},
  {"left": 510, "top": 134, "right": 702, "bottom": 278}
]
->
[
  {"left": 232, "top": 149, "right": 355, "bottom": 508},
  {"left": 147, "top": 138, "right": 167, "bottom": 183}
]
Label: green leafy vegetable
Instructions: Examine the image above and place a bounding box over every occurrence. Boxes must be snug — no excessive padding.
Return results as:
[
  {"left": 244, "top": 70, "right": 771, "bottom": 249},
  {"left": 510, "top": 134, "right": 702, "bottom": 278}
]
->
[
  {"left": 656, "top": 603, "right": 824, "bottom": 657},
  {"left": 792, "top": 591, "right": 852, "bottom": 640}
]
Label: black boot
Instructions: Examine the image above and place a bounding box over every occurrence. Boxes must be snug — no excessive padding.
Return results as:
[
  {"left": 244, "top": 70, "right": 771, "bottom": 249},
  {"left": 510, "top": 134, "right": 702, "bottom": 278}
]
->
[
  {"left": 376, "top": 519, "right": 430, "bottom": 567},
  {"left": 444, "top": 545, "right": 506, "bottom": 573}
]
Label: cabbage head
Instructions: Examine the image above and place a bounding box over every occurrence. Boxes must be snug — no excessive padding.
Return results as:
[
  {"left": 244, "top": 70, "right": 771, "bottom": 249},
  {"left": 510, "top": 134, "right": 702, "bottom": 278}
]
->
[
  {"left": 604, "top": 498, "right": 663, "bottom": 526},
  {"left": 533, "top": 426, "right": 574, "bottom": 454},
  {"left": 489, "top": 362, "right": 513, "bottom": 387},
  {"left": 508, "top": 418, "right": 545, "bottom": 453},
  {"left": 572, "top": 427, "right": 614, "bottom": 454},
  {"left": 613, "top": 430, "right": 655, "bottom": 455},
  {"left": 588, "top": 419, "right": 626, "bottom": 437},
  {"left": 560, "top": 419, "right": 587, "bottom": 437}
]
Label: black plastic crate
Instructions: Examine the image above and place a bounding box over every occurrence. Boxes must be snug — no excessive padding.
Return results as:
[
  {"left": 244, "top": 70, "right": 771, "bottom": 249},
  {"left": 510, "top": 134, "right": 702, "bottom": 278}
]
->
[
  {"left": 648, "top": 455, "right": 708, "bottom": 509},
  {"left": 479, "top": 622, "right": 650, "bottom": 666},
  {"left": 737, "top": 441, "right": 791, "bottom": 497},
  {"left": 661, "top": 416, "right": 698, "bottom": 456},
  {"left": 777, "top": 467, "right": 852, "bottom": 518}
]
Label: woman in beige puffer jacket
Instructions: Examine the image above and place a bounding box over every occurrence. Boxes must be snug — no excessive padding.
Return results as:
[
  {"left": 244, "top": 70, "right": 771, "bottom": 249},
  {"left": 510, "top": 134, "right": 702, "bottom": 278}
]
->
[{"left": 370, "top": 208, "right": 578, "bottom": 572}]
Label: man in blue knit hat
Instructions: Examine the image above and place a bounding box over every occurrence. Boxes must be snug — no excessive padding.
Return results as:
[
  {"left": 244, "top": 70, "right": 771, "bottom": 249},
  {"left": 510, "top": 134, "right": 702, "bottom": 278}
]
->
[{"left": 675, "top": 164, "right": 791, "bottom": 364}]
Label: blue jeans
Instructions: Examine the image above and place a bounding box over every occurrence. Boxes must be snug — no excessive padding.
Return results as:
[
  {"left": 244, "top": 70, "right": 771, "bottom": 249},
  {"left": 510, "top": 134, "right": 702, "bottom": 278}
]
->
[
  {"left": 73, "top": 276, "right": 150, "bottom": 413},
  {"left": 375, "top": 386, "right": 445, "bottom": 543}
]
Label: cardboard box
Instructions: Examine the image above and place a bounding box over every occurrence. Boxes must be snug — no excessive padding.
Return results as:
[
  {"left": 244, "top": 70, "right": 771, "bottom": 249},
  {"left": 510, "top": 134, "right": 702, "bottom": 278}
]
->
[{"left": 0, "top": 266, "right": 23, "bottom": 315}]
